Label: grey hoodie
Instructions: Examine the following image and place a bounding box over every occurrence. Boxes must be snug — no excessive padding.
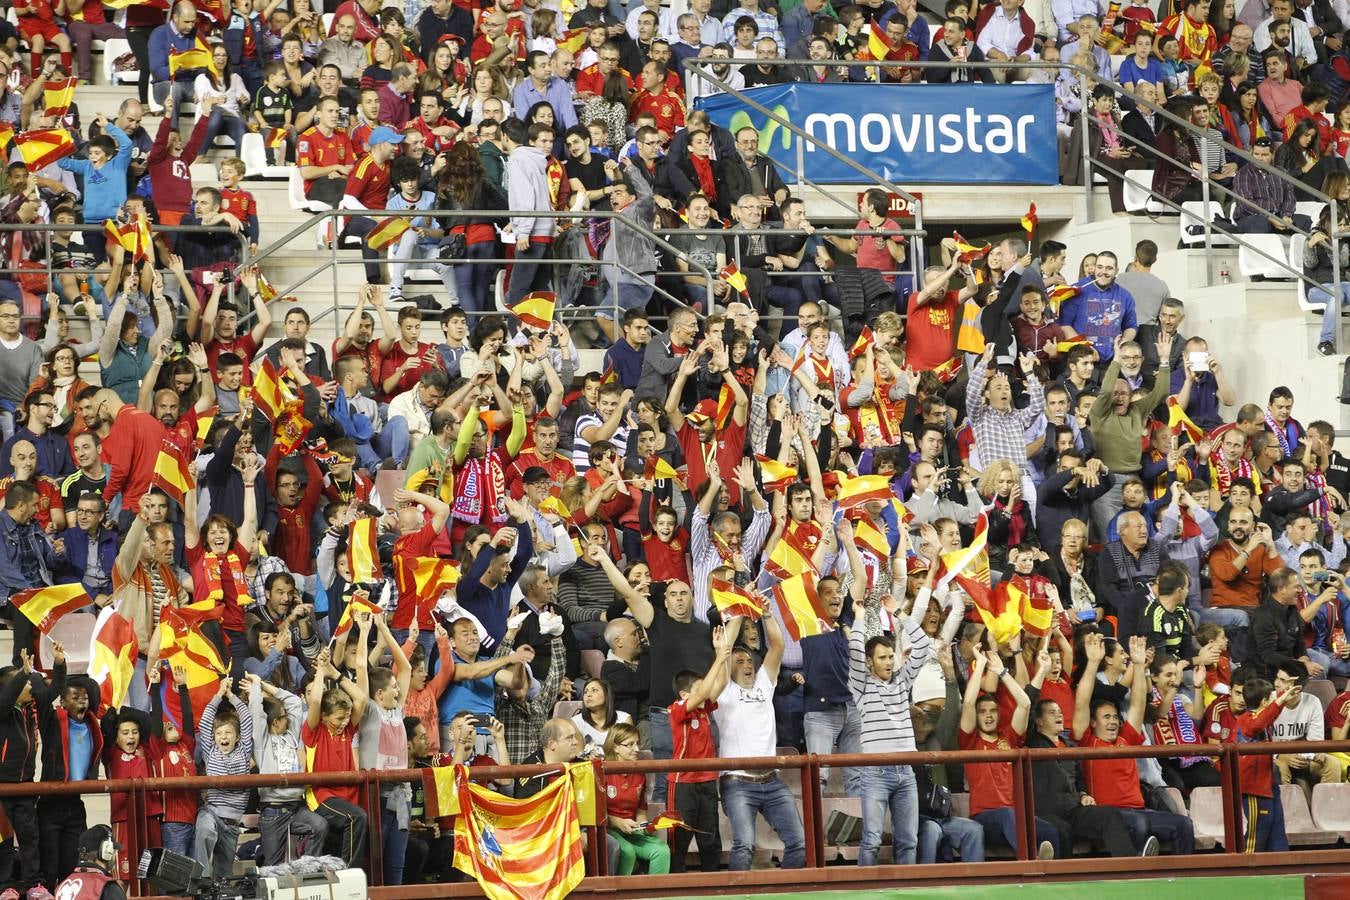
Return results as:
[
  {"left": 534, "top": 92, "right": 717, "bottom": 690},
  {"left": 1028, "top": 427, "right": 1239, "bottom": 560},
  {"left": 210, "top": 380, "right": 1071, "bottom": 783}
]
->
[
  {"left": 505, "top": 145, "right": 555, "bottom": 240},
  {"left": 603, "top": 165, "right": 656, "bottom": 285},
  {"left": 250, "top": 685, "right": 308, "bottom": 806}
]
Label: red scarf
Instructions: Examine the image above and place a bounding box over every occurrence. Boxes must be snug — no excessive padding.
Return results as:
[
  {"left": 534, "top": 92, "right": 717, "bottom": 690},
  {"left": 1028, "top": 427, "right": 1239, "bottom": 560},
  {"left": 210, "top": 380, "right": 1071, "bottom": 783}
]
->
[
  {"left": 994, "top": 494, "right": 1026, "bottom": 546},
  {"left": 203, "top": 551, "right": 252, "bottom": 607},
  {"left": 689, "top": 154, "right": 717, "bottom": 201},
  {"left": 453, "top": 454, "right": 507, "bottom": 526}
]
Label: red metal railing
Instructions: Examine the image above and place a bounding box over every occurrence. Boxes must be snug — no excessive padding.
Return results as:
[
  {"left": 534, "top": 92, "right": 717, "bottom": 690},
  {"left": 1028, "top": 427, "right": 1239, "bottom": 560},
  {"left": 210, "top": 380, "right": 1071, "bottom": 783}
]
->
[{"left": 18, "top": 738, "right": 1350, "bottom": 897}]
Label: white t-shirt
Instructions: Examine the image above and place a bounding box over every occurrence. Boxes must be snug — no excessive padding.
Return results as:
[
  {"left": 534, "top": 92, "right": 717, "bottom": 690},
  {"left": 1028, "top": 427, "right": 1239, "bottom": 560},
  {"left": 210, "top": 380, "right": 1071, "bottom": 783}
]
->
[
  {"left": 572, "top": 710, "right": 632, "bottom": 758},
  {"left": 713, "top": 666, "right": 777, "bottom": 775}
]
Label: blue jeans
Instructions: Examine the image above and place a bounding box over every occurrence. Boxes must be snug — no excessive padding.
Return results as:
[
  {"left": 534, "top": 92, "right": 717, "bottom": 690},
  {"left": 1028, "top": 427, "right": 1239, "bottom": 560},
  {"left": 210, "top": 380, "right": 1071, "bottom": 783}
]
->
[
  {"left": 506, "top": 241, "right": 549, "bottom": 305},
  {"left": 918, "top": 815, "right": 985, "bottom": 863},
  {"left": 1306, "top": 646, "right": 1350, "bottom": 678},
  {"left": 858, "top": 764, "right": 918, "bottom": 866},
  {"left": 803, "top": 705, "right": 861, "bottom": 794},
  {"left": 649, "top": 707, "right": 672, "bottom": 805},
  {"left": 381, "top": 806, "right": 409, "bottom": 885},
  {"left": 161, "top": 821, "right": 194, "bottom": 858},
  {"left": 201, "top": 107, "right": 246, "bottom": 154},
  {"left": 194, "top": 806, "right": 243, "bottom": 879},
  {"left": 1119, "top": 806, "right": 1195, "bottom": 855},
  {"left": 1312, "top": 283, "right": 1350, "bottom": 345},
  {"left": 375, "top": 415, "right": 411, "bottom": 467},
  {"left": 597, "top": 279, "right": 654, "bottom": 321},
  {"left": 452, "top": 242, "right": 495, "bottom": 314},
  {"left": 720, "top": 777, "right": 806, "bottom": 871},
  {"left": 1198, "top": 607, "right": 1251, "bottom": 665},
  {"left": 973, "top": 806, "right": 1061, "bottom": 858},
  {"left": 388, "top": 232, "right": 459, "bottom": 303}
]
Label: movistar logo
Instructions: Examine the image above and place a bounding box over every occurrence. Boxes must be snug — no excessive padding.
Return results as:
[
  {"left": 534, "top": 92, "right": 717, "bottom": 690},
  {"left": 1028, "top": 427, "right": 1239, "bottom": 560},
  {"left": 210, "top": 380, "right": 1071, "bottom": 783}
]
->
[{"left": 728, "top": 104, "right": 792, "bottom": 155}]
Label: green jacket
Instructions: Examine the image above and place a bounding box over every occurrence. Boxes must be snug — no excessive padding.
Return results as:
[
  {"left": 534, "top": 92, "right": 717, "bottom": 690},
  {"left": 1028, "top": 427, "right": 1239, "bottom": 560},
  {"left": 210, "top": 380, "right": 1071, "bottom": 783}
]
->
[{"left": 1087, "top": 358, "right": 1172, "bottom": 475}]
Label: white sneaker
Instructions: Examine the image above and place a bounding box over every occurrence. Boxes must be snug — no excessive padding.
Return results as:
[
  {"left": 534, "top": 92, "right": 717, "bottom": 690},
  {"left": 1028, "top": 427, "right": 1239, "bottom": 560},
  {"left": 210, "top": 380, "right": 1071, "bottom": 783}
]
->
[
  {"left": 1037, "top": 840, "right": 1055, "bottom": 860},
  {"left": 1141, "top": 835, "right": 1160, "bottom": 857}
]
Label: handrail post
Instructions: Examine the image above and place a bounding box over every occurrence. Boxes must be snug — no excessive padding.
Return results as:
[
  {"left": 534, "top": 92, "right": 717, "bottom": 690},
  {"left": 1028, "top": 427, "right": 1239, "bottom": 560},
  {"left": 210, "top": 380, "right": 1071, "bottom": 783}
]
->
[
  {"left": 1221, "top": 745, "right": 1243, "bottom": 852},
  {"left": 803, "top": 754, "right": 823, "bottom": 867},
  {"left": 127, "top": 779, "right": 145, "bottom": 897},
  {"left": 1201, "top": 174, "right": 1215, "bottom": 286},
  {"left": 366, "top": 773, "right": 384, "bottom": 886},
  {"left": 1011, "top": 748, "right": 1035, "bottom": 861},
  {"left": 1333, "top": 203, "right": 1343, "bottom": 355},
  {"left": 1080, "top": 70, "right": 1094, "bottom": 220},
  {"left": 591, "top": 757, "right": 609, "bottom": 877}
]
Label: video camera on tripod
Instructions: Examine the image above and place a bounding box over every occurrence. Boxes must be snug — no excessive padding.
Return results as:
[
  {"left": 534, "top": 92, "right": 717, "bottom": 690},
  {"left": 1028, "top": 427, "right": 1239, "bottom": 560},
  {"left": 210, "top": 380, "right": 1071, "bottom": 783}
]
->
[{"left": 137, "top": 849, "right": 366, "bottom": 900}]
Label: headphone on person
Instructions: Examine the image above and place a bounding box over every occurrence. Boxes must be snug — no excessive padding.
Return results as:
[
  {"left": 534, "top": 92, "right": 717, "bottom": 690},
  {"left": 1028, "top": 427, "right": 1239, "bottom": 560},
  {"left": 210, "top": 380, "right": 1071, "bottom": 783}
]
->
[{"left": 87, "top": 825, "right": 116, "bottom": 866}]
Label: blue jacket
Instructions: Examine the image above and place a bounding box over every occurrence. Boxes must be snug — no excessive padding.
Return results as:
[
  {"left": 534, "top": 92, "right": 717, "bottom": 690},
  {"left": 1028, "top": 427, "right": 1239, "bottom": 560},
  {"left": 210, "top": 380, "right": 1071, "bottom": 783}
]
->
[
  {"left": 58, "top": 123, "right": 133, "bottom": 223},
  {"left": 224, "top": 12, "right": 268, "bottom": 71},
  {"left": 0, "top": 510, "right": 54, "bottom": 604},
  {"left": 52, "top": 524, "right": 118, "bottom": 598},
  {"left": 0, "top": 428, "right": 74, "bottom": 480},
  {"left": 148, "top": 22, "right": 202, "bottom": 83}
]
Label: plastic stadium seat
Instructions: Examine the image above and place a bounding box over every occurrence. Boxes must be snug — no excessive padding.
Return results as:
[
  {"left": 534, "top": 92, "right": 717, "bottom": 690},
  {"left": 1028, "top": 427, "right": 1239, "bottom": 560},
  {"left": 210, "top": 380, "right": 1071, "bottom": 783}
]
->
[
  {"left": 102, "top": 38, "right": 137, "bottom": 85},
  {"left": 240, "top": 132, "right": 287, "bottom": 179},
  {"left": 1304, "top": 679, "right": 1338, "bottom": 712},
  {"left": 1296, "top": 201, "right": 1327, "bottom": 224},
  {"left": 1164, "top": 787, "right": 1187, "bottom": 816},
  {"left": 1281, "top": 783, "right": 1336, "bottom": 845},
  {"left": 1311, "top": 782, "right": 1350, "bottom": 840},
  {"left": 1188, "top": 786, "right": 1224, "bottom": 850},
  {"left": 38, "top": 612, "right": 96, "bottom": 674},
  {"left": 1238, "top": 234, "right": 1293, "bottom": 280},
  {"left": 580, "top": 649, "right": 605, "bottom": 678},
  {"left": 1179, "top": 201, "right": 1236, "bottom": 248},
  {"left": 1122, "top": 170, "right": 1155, "bottom": 214},
  {"left": 821, "top": 796, "right": 863, "bottom": 861},
  {"left": 552, "top": 700, "right": 582, "bottom": 720}
]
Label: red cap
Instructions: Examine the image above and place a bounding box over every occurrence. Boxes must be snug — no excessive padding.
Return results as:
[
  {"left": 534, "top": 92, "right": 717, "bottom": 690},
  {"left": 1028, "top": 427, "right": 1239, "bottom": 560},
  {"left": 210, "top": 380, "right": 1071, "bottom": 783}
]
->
[{"left": 687, "top": 398, "right": 718, "bottom": 422}]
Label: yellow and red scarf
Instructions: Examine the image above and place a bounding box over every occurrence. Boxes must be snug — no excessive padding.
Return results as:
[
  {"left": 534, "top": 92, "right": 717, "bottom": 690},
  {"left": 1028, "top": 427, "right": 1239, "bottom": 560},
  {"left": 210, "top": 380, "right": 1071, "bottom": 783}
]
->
[{"left": 203, "top": 551, "right": 253, "bottom": 607}]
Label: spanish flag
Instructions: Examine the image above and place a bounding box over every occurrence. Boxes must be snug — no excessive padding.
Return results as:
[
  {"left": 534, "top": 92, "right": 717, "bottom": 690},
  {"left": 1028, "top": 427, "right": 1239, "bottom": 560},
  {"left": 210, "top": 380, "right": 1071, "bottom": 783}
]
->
[
  {"left": 43, "top": 77, "right": 77, "bottom": 119},
  {"left": 1047, "top": 281, "right": 1083, "bottom": 313},
  {"left": 157, "top": 599, "right": 227, "bottom": 728},
  {"left": 252, "top": 357, "right": 296, "bottom": 423},
  {"left": 395, "top": 556, "right": 460, "bottom": 622},
  {"left": 709, "top": 577, "right": 763, "bottom": 621},
  {"left": 719, "top": 262, "right": 749, "bottom": 298},
  {"left": 1054, "top": 334, "right": 1090, "bottom": 354},
  {"left": 451, "top": 765, "right": 585, "bottom": 900},
  {"left": 848, "top": 326, "right": 873, "bottom": 360},
  {"left": 557, "top": 27, "right": 589, "bottom": 54},
  {"left": 931, "top": 356, "right": 963, "bottom": 383},
  {"left": 88, "top": 605, "right": 137, "bottom": 713},
  {"left": 1012, "top": 578, "right": 1055, "bottom": 638},
  {"left": 835, "top": 473, "right": 894, "bottom": 511},
  {"left": 14, "top": 128, "right": 76, "bottom": 170},
  {"left": 645, "top": 811, "right": 691, "bottom": 832},
  {"left": 953, "top": 574, "right": 1022, "bottom": 647},
  {"left": 333, "top": 591, "right": 383, "bottom": 641},
  {"left": 12, "top": 583, "right": 90, "bottom": 633},
  {"left": 867, "top": 24, "right": 896, "bottom": 62},
  {"left": 256, "top": 269, "right": 280, "bottom": 303},
  {"left": 755, "top": 455, "right": 797, "bottom": 493},
  {"left": 266, "top": 127, "right": 288, "bottom": 149},
  {"left": 346, "top": 518, "right": 381, "bottom": 584},
  {"left": 764, "top": 529, "right": 814, "bottom": 581},
  {"left": 853, "top": 516, "right": 891, "bottom": 561},
  {"left": 643, "top": 456, "right": 682, "bottom": 486},
  {"left": 1020, "top": 202, "right": 1038, "bottom": 242},
  {"left": 951, "top": 231, "right": 991, "bottom": 263},
  {"left": 152, "top": 438, "right": 193, "bottom": 505},
  {"left": 0, "top": 124, "right": 14, "bottom": 151},
  {"left": 367, "top": 215, "right": 412, "bottom": 251},
  {"left": 508, "top": 291, "right": 556, "bottom": 330},
  {"left": 168, "top": 37, "right": 216, "bottom": 78},
  {"left": 938, "top": 511, "right": 990, "bottom": 588},
  {"left": 538, "top": 494, "right": 573, "bottom": 522},
  {"left": 1167, "top": 396, "right": 1205, "bottom": 444},
  {"left": 772, "top": 571, "right": 833, "bottom": 641},
  {"left": 273, "top": 410, "right": 313, "bottom": 457}
]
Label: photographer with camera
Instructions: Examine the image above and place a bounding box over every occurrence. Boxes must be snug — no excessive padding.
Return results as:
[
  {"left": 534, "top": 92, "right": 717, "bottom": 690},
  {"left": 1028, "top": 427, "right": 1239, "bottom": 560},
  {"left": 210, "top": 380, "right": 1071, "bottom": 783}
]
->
[
  {"left": 1295, "top": 549, "right": 1350, "bottom": 680},
  {"left": 55, "top": 826, "right": 126, "bottom": 900}
]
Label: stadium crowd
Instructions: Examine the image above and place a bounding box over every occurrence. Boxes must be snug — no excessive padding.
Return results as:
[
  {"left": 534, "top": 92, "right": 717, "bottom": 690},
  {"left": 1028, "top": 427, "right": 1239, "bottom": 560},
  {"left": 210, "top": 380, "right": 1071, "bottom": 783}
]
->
[{"left": 0, "top": 0, "right": 1345, "bottom": 896}]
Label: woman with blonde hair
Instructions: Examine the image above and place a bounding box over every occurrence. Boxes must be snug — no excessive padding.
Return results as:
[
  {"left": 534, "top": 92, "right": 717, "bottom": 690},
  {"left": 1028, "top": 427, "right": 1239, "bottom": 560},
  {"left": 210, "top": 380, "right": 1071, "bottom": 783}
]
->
[
  {"left": 979, "top": 459, "right": 1035, "bottom": 574},
  {"left": 603, "top": 722, "right": 671, "bottom": 874}
]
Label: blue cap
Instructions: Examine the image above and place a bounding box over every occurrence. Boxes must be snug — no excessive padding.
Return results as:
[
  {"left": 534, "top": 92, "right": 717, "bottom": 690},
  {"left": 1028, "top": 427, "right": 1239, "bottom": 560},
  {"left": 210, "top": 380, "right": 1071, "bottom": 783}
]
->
[{"left": 367, "top": 126, "right": 405, "bottom": 147}]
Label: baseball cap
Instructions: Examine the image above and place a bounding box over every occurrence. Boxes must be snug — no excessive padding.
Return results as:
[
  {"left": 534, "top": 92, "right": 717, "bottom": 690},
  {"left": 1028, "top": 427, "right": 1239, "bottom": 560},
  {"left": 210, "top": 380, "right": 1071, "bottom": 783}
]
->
[
  {"left": 685, "top": 398, "right": 718, "bottom": 423},
  {"left": 367, "top": 126, "right": 406, "bottom": 147}
]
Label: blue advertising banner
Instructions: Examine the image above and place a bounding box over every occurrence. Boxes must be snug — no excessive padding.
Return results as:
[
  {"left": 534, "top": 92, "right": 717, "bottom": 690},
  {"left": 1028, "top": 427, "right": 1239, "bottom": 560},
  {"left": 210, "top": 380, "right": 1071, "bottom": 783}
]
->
[{"left": 694, "top": 83, "right": 1058, "bottom": 185}]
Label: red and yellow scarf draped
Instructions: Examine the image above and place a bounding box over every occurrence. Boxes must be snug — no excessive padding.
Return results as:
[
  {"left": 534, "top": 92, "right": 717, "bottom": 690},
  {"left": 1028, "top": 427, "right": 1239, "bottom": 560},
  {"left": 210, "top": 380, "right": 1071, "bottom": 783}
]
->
[{"left": 203, "top": 551, "right": 252, "bottom": 607}]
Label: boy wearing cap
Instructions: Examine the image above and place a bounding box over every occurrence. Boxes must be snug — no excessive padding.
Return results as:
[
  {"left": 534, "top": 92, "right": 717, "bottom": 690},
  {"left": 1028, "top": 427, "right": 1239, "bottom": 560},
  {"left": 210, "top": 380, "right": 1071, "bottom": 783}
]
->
[{"left": 340, "top": 126, "right": 402, "bottom": 284}]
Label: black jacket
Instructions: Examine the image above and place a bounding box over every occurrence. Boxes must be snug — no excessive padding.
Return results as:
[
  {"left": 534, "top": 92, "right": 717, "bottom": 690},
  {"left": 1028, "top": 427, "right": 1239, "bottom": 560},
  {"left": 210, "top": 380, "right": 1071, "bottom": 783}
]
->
[
  {"left": 1261, "top": 485, "right": 1323, "bottom": 534},
  {"left": 0, "top": 668, "right": 53, "bottom": 783},
  {"left": 1247, "top": 598, "right": 1306, "bottom": 678}
]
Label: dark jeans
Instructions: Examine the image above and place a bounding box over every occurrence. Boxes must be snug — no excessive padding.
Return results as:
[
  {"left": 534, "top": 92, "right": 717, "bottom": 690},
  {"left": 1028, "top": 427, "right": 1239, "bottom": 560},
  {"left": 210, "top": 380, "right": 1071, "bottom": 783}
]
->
[
  {"left": 127, "top": 25, "right": 155, "bottom": 104},
  {"left": 1161, "top": 758, "right": 1222, "bottom": 794},
  {"left": 452, "top": 241, "right": 495, "bottom": 314},
  {"left": 0, "top": 795, "right": 40, "bottom": 886},
  {"left": 340, "top": 216, "right": 385, "bottom": 284},
  {"left": 38, "top": 794, "right": 85, "bottom": 887},
  {"left": 201, "top": 108, "right": 247, "bottom": 154},
  {"left": 316, "top": 797, "right": 368, "bottom": 866},
  {"left": 1043, "top": 803, "right": 1137, "bottom": 857},
  {"left": 973, "top": 806, "right": 1061, "bottom": 858},
  {"left": 259, "top": 802, "right": 328, "bottom": 865},
  {"left": 672, "top": 780, "right": 720, "bottom": 873},
  {"left": 505, "top": 241, "right": 550, "bottom": 305},
  {"left": 1232, "top": 212, "right": 1313, "bottom": 234},
  {"left": 1119, "top": 806, "right": 1195, "bottom": 855}
]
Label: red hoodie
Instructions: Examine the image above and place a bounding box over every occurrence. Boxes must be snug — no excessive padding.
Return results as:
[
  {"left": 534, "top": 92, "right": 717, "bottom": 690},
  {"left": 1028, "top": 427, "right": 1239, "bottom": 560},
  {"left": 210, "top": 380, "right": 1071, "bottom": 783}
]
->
[
  {"left": 101, "top": 404, "right": 167, "bottom": 514},
  {"left": 147, "top": 114, "right": 210, "bottom": 221}
]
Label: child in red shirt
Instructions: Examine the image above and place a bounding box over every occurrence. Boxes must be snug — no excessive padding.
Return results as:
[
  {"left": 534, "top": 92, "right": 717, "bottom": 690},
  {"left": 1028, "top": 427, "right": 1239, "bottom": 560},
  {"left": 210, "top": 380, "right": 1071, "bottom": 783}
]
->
[
  {"left": 147, "top": 664, "right": 200, "bottom": 859},
  {"left": 640, "top": 502, "right": 690, "bottom": 583},
  {"left": 14, "top": 0, "right": 71, "bottom": 80},
  {"left": 218, "top": 158, "right": 260, "bottom": 253},
  {"left": 302, "top": 644, "right": 370, "bottom": 866},
  {"left": 603, "top": 722, "right": 671, "bottom": 874},
  {"left": 101, "top": 707, "right": 164, "bottom": 879},
  {"left": 668, "top": 626, "right": 732, "bottom": 873},
  {"left": 1235, "top": 678, "right": 1293, "bottom": 852}
]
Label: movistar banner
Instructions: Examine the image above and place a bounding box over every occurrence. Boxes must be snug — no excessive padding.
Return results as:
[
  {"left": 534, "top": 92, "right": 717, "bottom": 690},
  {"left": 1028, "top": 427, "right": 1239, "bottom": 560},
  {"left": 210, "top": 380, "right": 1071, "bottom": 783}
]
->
[{"left": 695, "top": 82, "right": 1057, "bottom": 185}]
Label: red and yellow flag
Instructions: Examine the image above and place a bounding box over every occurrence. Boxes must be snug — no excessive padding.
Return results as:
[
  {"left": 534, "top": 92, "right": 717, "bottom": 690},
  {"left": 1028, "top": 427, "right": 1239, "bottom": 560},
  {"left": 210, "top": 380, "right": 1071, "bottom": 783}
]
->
[
  {"left": 395, "top": 556, "right": 460, "bottom": 619},
  {"left": 938, "top": 511, "right": 990, "bottom": 587},
  {"left": 266, "top": 127, "right": 288, "bottom": 149},
  {"left": 14, "top": 128, "right": 76, "bottom": 170},
  {"left": 951, "top": 231, "right": 991, "bottom": 264},
  {"left": 646, "top": 811, "right": 692, "bottom": 832},
  {"left": 719, "top": 263, "right": 749, "bottom": 298},
  {"left": 152, "top": 439, "right": 193, "bottom": 505},
  {"left": 88, "top": 605, "right": 137, "bottom": 713},
  {"left": 157, "top": 599, "right": 227, "bottom": 727},
  {"left": 0, "top": 124, "right": 14, "bottom": 151},
  {"left": 867, "top": 24, "right": 895, "bottom": 62},
  {"left": 848, "top": 326, "right": 873, "bottom": 360},
  {"left": 367, "top": 215, "right": 412, "bottom": 251},
  {"left": 451, "top": 765, "right": 585, "bottom": 900},
  {"left": 273, "top": 410, "right": 313, "bottom": 457},
  {"left": 930, "top": 356, "right": 963, "bottom": 383},
  {"left": 508, "top": 291, "right": 556, "bottom": 330},
  {"left": 43, "top": 77, "right": 77, "bottom": 119},
  {"left": 169, "top": 37, "right": 217, "bottom": 78},
  {"left": 755, "top": 455, "right": 797, "bottom": 493},
  {"left": 764, "top": 528, "right": 814, "bottom": 581},
  {"left": 252, "top": 357, "right": 297, "bottom": 423},
  {"left": 333, "top": 591, "right": 383, "bottom": 641},
  {"left": 643, "top": 456, "right": 682, "bottom": 487},
  {"left": 557, "top": 27, "right": 589, "bottom": 54},
  {"left": 1020, "top": 202, "right": 1038, "bottom": 243},
  {"left": 953, "top": 574, "right": 1022, "bottom": 646},
  {"left": 1047, "top": 282, "right": 1082, "bottom": 313},
  {"left": 835, "top": 473, "right": 894, "bottom": 511},
  {"left": 346, "top": 518, "right": 381, "bottom": 584},
  {"left": 709, "top": 577, "right": 763, "bottom": 621},
  {"left": 1054, "top": 334, "right": 1090, "bottom": 354},
  {"left": 853, "top": 516, "right": 891, "bottom": 561},
  {"left": 13, "top": 583, "right": 90, "bottom": 633},
  {"left": 1167, "top": 396, "right": 1204, "bottom": 444},
  {"left": 772, "top": 571, "right": 833, "bottom": 641},
  {"left": 1012, "top": 578, "right": 1055, "bottom": 638}
]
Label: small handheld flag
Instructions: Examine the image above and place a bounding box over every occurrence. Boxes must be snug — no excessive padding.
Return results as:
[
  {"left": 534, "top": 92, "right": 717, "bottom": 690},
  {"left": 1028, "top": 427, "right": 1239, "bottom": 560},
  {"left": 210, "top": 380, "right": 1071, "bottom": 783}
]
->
[
  {"left": 14, "top": 128, "right": 76, "bottom": 170},
  {"left": 507, "top": 291, "right": 556, "bottom": 330},
  {"left": 719, "top": 263, "right": 749, "bottom": 298},
  {"left": 367, "top": 215, "right": 412, "bottom": 251},
  {"left": 13, "top": 584, "right": 91, "bottom": 633},
  {"left": 43, "top": 77, "right": 76, "bottom": 119},
  {"left": 1020, "top": 202, "right": 1038, "bottom": 243}
]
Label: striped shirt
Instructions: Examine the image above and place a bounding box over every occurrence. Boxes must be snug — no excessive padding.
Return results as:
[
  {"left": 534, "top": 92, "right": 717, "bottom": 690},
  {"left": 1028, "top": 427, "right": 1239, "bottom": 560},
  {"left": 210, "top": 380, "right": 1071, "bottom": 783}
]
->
[
  {"left": 198, "top": 693, "right": 255, "bottom": 818},
  {"left": 571, "top": 413, "right": 629, "bottom": 473},
  {"left": 966, "top": 360, "right": 1044, "bottom": 475},
  {"left": 690, "top": 505, "right": 772, "bottom": 623},
  {"left": 848, "top": 611, "right": 931, "bottom": 754}
]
